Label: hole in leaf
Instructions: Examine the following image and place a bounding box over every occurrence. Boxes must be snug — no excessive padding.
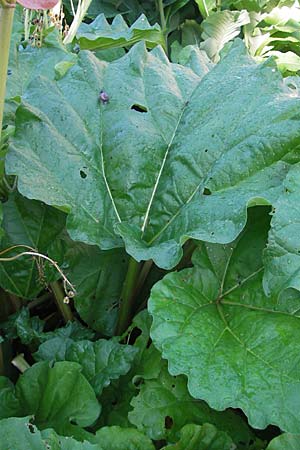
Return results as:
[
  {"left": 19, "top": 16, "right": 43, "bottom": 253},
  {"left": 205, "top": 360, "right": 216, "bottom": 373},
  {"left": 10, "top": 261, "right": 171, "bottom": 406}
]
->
[
  {"left": 131, "top": 104, "right": 148, "bottom": 113},
  {"left": 164, "top": 416, "right": 173, "bottom": 429},
  {"left": 204, "top": 148, "right": 208, "bottom": 153},
  {"left": 26, "top": 423, "right": 36, "bottom": 434},
  {"left": 210, "top": 231, "right": 214, "bottom": 236},
  {"left": 171, "top": 384, "right": 175, "bottom": 388},
  {"left": 203, "top": 187, "right": 211, "bottom": 196},
  {"left": 80, "top": 169, "right": 87, "bottom": 179}
]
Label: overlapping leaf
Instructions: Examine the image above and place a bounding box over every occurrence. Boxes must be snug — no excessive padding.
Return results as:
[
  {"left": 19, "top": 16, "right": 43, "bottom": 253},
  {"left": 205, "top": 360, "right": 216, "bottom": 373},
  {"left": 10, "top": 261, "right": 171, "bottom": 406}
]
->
[
  {"left": 76, "top": 14, "right": 165, "bottom": 50},
  {"left": 263, "top": 163, "right": 300, "bottom": 299},
  {"left": 7, "top": 40, "right": 300, "bottom": 269},
  {"left": 266, "top": 432, "right": 300, "bottom": 450},
  {"left": 129, "top": 359, "right": 256, "bottom": 446},
  {"left": 49, "top": 235, "right": 128, "bottom": 335},
  {"left": 0, "top": 417, "right": 100, "bottom": 450},
  {"left": 93, "top": 426, "right": 155, "bottom": 450},
  {"left": 200, "top": 10, "right": 250, "bottom": 61},
  {"left": 162, "top": 423, "right": 235, "bottom": 450},
  {"left": 35, "top": 338, "right": 138, "bottom": 395},
  {"left": 0, "top": 361, "right": 100, "bottom": 437},
  {"left": 0, "top": 193, "right": 65, "bottom": 298},
  {"left": 149, "top": 207, "right": 300, "bottom": 433}
]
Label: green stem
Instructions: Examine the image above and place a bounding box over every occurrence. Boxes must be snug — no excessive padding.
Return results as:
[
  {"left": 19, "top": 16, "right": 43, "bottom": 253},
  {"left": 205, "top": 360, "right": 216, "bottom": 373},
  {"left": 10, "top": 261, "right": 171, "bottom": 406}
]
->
[
  {"left": 216, "top": 0, "right": 222, "bottom": 11},
  {"left": 0, "top": 344, "right": 4, "bottom": 376},
  {"left": 0, "top": 1, "right": 15, "bottom": 141},
  {"left": 115, "top": 257, "right": 141, "bottom": 336},
  {"left": 63, "top": 0, "right": 92, "bottom": 45},
  {"left": 157, "top": 0, "right": 168, "bottom": 53},
  {"left": 50, "top": 281, "right": 74, "bottom": 323}
]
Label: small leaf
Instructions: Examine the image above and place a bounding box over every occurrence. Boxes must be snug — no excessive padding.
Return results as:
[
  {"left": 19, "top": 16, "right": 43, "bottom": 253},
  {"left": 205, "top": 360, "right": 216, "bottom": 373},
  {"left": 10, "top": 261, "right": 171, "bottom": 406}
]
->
[
  {"left": 35, "top": 338, "right": 138, "bottom": 395},
  {"left": 162, "top": 423, "right": 236, "bottom": 450},
  {"left": 94, "top": 426, "right": 155, "bottom": 450},
  {"left": 0, "top": 361, "right": 101, "bottom": 437}
]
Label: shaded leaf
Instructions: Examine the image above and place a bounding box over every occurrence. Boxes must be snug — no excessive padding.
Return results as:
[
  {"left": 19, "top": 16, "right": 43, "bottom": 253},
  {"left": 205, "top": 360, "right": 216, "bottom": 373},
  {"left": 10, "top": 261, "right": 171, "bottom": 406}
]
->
[
  {"left": 0, "top": 193, "right": 65, "bottom": 298},
  {"left": 149, "top": 207, "right": 300, "bottom": 433},
  {"left": 162, "top": 423, "right": 236, "bottom": 450},
  {"left": 7, "top": 41, "right": 300, "bottom": 269},
  {"left": 0, "top": 361, "right": 100, "bottom": 437},
  {"left": 129, "top": 359, "right": 256, "bottom": 446},
  {"left": 0, "top": 307, "right": 95, "bottom": 346},
  {"left": 93, "top": 426, "right": 155, "bottom": 450},
  {"left": 49, "top": 234, "right": 128, "bottom": 335}
]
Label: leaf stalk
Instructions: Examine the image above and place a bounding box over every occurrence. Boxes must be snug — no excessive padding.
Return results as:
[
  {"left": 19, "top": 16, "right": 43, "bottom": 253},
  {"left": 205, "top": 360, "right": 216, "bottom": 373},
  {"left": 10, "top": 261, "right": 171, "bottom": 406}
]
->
[
  {"left": 50, "top": 281, "right": 74, "bottom": 323},
  {"left": 115, "top": 257, "right": 141, "bottom": 335}
]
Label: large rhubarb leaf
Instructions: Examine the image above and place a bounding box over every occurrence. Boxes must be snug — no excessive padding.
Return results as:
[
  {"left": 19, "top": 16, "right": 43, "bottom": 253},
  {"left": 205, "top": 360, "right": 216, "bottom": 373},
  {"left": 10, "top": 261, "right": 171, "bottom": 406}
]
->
[
  {"left": 7, "top": 40, "right": 300, "bottom": 269},
  {"left": 0, "top": 193, "right": 65, "bottom": 298},
  {"left": 263, "top": 163, "right": 300, "bottom": 299},
  {"left": 149, "top": 207, "right": 300, "bottom": 433}
]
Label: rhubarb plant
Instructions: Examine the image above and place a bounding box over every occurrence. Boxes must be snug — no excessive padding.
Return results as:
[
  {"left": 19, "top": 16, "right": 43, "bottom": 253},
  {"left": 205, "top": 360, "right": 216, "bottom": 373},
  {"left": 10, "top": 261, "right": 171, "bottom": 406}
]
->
[{"left": 1, "top": 1, "right": 300, "bottom": 449}]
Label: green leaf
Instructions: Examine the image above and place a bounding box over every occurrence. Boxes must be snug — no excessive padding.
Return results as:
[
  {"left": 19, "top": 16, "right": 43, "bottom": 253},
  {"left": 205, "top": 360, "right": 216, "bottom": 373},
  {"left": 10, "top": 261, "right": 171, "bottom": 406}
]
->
[
  {"left": 49, "top": 234, "right": 128, "bottom": 335},
  {"left": 266, "top": 433, "right": 300, "bottom": 450},
  {"left": 0, "top": 377, "right": 20, "bottom": 418},
  {"left": 162, "top": 423, "right": 235, "bottom": 450},
  {"left": 129, "top": 360, "right": 256, "bottom": 446},
  {"left": 6, "top": 28, "right": 76, "bottom": 115},
  {"left": 263, "top": 163, "right": 300, "bottom": 299},
  {"left": 195, "top": 0, "right": 216, "bottom": 18},
  {"left": 200, "top": 10, "right": 250, "bottom": 62},
  {"left": 149, "top": 206, "right": 300, "bottom": 433},
  {"left": 94, "top": 426, "right": 155, "bottom": 450},
  {"left": 76, "top": 14, "right": 165, "bottom": 51},
  {"left": 0, "top": 193, "right": 66, "bottom": 298},
  {"left": 35, "top": 338, "right": 138, "bottom": 395},
  {"left": 0, "top": 361, "right": 101, "bottom": 437},
  {"left": 0, "top": 417, "right": 100, "bottom": 450},
  {"left": 0, "top": 307, "right": 95, "bottom": 346},
  {"left": 8, "top": 41, "right": 300, "bottom": 269}
]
